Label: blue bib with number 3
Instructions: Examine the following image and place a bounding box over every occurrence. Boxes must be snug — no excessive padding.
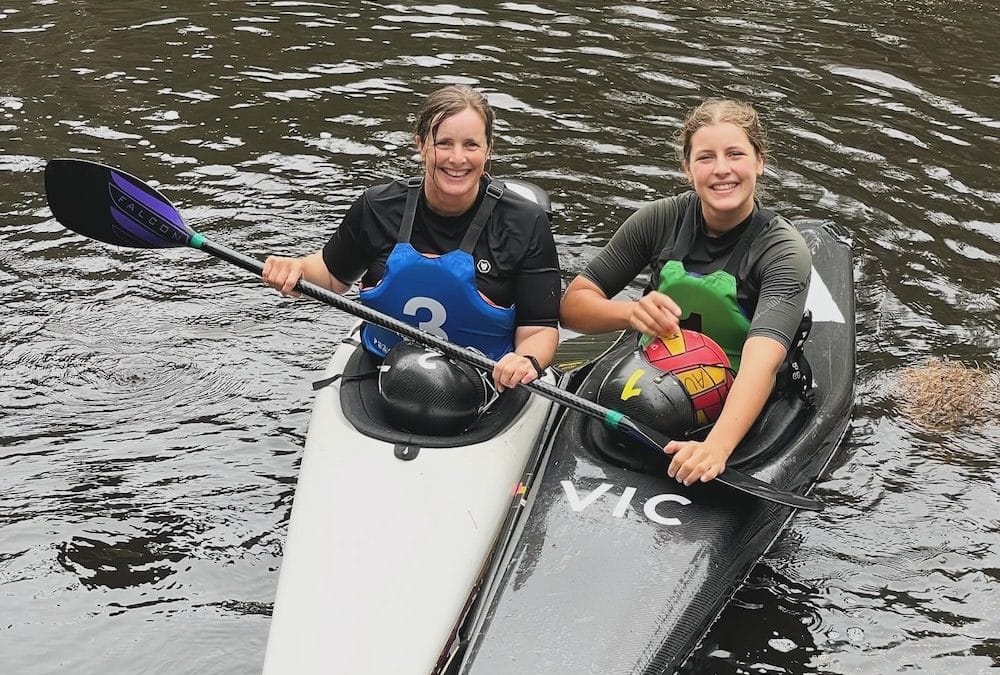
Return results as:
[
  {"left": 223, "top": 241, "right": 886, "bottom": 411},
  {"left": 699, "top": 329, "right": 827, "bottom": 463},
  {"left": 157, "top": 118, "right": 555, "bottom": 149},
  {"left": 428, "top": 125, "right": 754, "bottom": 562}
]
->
[{"left": 358, "top": 179, "right": 516, "bottom": 360}]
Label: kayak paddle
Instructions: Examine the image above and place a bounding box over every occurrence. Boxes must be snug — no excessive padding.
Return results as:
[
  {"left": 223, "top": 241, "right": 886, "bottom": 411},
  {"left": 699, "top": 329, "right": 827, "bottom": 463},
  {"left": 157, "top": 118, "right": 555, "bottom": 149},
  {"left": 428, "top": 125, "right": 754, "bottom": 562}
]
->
[{"left": 43, "top": 158, "right": 824, "bottom": 512}]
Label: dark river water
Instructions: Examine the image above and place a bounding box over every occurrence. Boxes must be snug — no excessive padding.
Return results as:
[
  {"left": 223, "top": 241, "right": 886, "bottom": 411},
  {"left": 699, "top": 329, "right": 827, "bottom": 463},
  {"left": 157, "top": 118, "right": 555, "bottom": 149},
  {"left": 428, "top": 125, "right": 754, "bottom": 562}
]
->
[{"left": 2, "top": 2, "right": 998, "bottom": 673}]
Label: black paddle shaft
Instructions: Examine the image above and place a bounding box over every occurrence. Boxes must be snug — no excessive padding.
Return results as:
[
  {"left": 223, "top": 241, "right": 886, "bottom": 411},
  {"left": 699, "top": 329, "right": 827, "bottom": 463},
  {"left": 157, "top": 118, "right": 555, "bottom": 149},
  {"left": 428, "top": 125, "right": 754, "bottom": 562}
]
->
[{"left": 201, "top": 238, "right": 612, "bottom": 418}]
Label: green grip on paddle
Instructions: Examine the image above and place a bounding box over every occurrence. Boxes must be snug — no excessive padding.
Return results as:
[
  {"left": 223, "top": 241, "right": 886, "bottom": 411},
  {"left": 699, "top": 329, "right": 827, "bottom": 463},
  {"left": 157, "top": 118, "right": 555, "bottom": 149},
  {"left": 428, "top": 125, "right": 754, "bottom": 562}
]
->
[
  {"left": 189, "top": 232, "right": 206, "bottom": 249},
  {"left": 603, "top": 409, "right": 624, "bottom": 428}
]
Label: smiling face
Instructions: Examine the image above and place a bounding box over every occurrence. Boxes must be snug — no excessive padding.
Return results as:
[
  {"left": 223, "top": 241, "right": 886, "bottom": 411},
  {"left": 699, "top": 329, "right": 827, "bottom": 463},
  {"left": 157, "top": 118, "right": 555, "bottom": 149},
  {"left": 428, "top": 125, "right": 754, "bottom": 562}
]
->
[
  {"left": 415, "top": 106, "right": 490, "bottom": 216},
  {"left": 683, "top": 121, "right": 764, "bottom": 234}
]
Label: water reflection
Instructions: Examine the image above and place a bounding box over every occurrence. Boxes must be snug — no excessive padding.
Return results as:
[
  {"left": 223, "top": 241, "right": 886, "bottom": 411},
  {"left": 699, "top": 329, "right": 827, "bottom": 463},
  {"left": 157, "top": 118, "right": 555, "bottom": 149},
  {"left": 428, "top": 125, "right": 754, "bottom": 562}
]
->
[{"left": 59, "top": 534, "right": 181, "bottom": 589}]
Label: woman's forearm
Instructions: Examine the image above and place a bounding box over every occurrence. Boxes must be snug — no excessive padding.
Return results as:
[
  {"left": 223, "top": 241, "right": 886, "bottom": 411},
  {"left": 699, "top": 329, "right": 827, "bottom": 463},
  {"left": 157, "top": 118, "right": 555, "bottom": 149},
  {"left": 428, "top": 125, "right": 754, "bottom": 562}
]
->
[
  {"left": 560, "top": 276, "right": 632, "bottom": 333},
  {"left": 300, "top": 251, "right": 350, "bottom": 293},
  {"left": 704, "top": 336, "right": 786, "bottom": 455},
  {"left": 512, "top": 325, "right": 559, "bottom": 367}
]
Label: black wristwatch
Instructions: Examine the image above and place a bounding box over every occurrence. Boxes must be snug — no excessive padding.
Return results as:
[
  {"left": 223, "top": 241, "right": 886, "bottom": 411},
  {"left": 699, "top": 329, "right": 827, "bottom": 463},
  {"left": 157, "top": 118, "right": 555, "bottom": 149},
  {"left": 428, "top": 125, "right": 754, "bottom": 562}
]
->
[{"left": 523, "top": 354, "right": 545, "bottom": 378}]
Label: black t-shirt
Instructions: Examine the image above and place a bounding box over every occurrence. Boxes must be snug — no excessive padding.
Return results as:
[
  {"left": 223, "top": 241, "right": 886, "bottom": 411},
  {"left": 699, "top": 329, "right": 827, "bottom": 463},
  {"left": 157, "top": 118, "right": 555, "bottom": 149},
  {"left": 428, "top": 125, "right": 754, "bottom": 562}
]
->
[{"left": 322, "top": 177, "right": 561, "bottom": 327}]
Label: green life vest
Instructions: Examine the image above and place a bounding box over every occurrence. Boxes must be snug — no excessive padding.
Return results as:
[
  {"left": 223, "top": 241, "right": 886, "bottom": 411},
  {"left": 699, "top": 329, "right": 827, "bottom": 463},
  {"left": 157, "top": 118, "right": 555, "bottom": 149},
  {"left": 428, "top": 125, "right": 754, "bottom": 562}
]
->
[{"left": 647, "top": 201, "right": 775, "bottom": 372}]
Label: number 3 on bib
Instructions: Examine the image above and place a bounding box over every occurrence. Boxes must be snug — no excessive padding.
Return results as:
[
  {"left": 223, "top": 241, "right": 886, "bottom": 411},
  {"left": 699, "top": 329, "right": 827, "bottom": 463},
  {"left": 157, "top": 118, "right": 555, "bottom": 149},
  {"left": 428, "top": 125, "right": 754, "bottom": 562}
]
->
[{"left": 403, "top": 296, "right": 449, "bottom": 339}]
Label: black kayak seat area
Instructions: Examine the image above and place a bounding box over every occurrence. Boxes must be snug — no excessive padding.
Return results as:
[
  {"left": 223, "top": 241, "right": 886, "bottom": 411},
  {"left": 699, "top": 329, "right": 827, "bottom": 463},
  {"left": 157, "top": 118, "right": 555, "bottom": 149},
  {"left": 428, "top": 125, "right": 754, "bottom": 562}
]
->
[
  {"left": 577, "top": 339, "right": 811, "bottom": 474},
  {"left": 338, "top": 345, "right": 532, "bottom": 448}
]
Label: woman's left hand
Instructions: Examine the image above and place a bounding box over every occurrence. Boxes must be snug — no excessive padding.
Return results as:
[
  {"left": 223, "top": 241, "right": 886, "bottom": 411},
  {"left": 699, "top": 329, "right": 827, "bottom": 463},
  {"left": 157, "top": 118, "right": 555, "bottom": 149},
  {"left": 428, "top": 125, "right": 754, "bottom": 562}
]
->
[
  {"left": 492, "top": 353, "right": 542, "bottom": 392},
  {"left": 664, "top": 439, "right": 731, "bottom": 485}
]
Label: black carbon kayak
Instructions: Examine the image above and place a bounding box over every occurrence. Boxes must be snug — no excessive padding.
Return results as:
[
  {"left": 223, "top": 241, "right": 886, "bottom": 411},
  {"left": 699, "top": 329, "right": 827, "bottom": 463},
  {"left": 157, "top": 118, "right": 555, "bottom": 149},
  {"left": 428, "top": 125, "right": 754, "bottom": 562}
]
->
[{"left": 448, "top": 221, "right": 854, "bottom": 675}]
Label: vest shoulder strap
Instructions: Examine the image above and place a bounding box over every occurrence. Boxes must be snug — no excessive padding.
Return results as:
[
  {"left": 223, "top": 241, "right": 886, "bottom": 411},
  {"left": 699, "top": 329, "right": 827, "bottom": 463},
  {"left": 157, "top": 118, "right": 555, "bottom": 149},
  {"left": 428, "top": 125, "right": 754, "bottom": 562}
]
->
[
  {"left": 459, "top": 179, "right": 505, "bottom": 252},
  {"left": 396, "top": 177, "right": 423, "bottom": 243}
]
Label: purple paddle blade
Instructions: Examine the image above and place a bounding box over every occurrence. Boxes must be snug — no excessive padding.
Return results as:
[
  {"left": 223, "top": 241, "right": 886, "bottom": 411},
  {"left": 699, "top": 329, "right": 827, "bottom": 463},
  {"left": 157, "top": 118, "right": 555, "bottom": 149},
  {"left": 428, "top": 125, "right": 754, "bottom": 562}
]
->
[{"left": 44, "top": 158, "right": 195, "bottom": 248}]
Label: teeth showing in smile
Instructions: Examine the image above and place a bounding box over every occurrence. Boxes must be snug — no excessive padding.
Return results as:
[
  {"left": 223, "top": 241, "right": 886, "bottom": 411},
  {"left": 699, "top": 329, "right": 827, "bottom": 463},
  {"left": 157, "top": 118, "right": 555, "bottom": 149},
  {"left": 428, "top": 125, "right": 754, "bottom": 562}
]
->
[
  {"left": 443, "top": 167, "right": 470, "bottom": 178},
  {"left": 712, "top": 182, "right": 738, "bottom": 191}
]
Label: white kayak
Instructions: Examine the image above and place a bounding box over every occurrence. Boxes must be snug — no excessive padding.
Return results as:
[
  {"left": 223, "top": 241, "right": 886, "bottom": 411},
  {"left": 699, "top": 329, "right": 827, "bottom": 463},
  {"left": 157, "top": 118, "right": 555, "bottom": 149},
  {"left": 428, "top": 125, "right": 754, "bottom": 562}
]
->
[
  {"left": 263, "top": 325, "right": 557, "bottom": 674},
  {"left": 37, "top": 159, "right": 558, "bottom": 675}
]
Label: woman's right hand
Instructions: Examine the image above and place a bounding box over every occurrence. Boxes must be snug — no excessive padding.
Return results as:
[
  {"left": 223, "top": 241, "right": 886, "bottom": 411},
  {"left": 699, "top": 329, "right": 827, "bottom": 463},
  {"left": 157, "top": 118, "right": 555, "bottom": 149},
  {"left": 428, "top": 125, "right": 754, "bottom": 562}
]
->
[
  {"left": 629, "top": 291, "right": 682, "bottom": 338},
  {"left": 262, "top": 255, "right": 305, "bottom": 297}
]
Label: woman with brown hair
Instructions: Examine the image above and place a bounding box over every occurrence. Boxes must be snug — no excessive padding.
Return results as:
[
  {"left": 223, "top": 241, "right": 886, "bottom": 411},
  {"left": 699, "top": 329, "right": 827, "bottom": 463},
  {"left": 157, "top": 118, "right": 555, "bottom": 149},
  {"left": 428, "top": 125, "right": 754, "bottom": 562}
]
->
[
  {"left": 560, "top": 99, "right": 812, "bottom": 485},
  {"left": 263, "top": 85, "right": 560, "bottom": 392}
]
